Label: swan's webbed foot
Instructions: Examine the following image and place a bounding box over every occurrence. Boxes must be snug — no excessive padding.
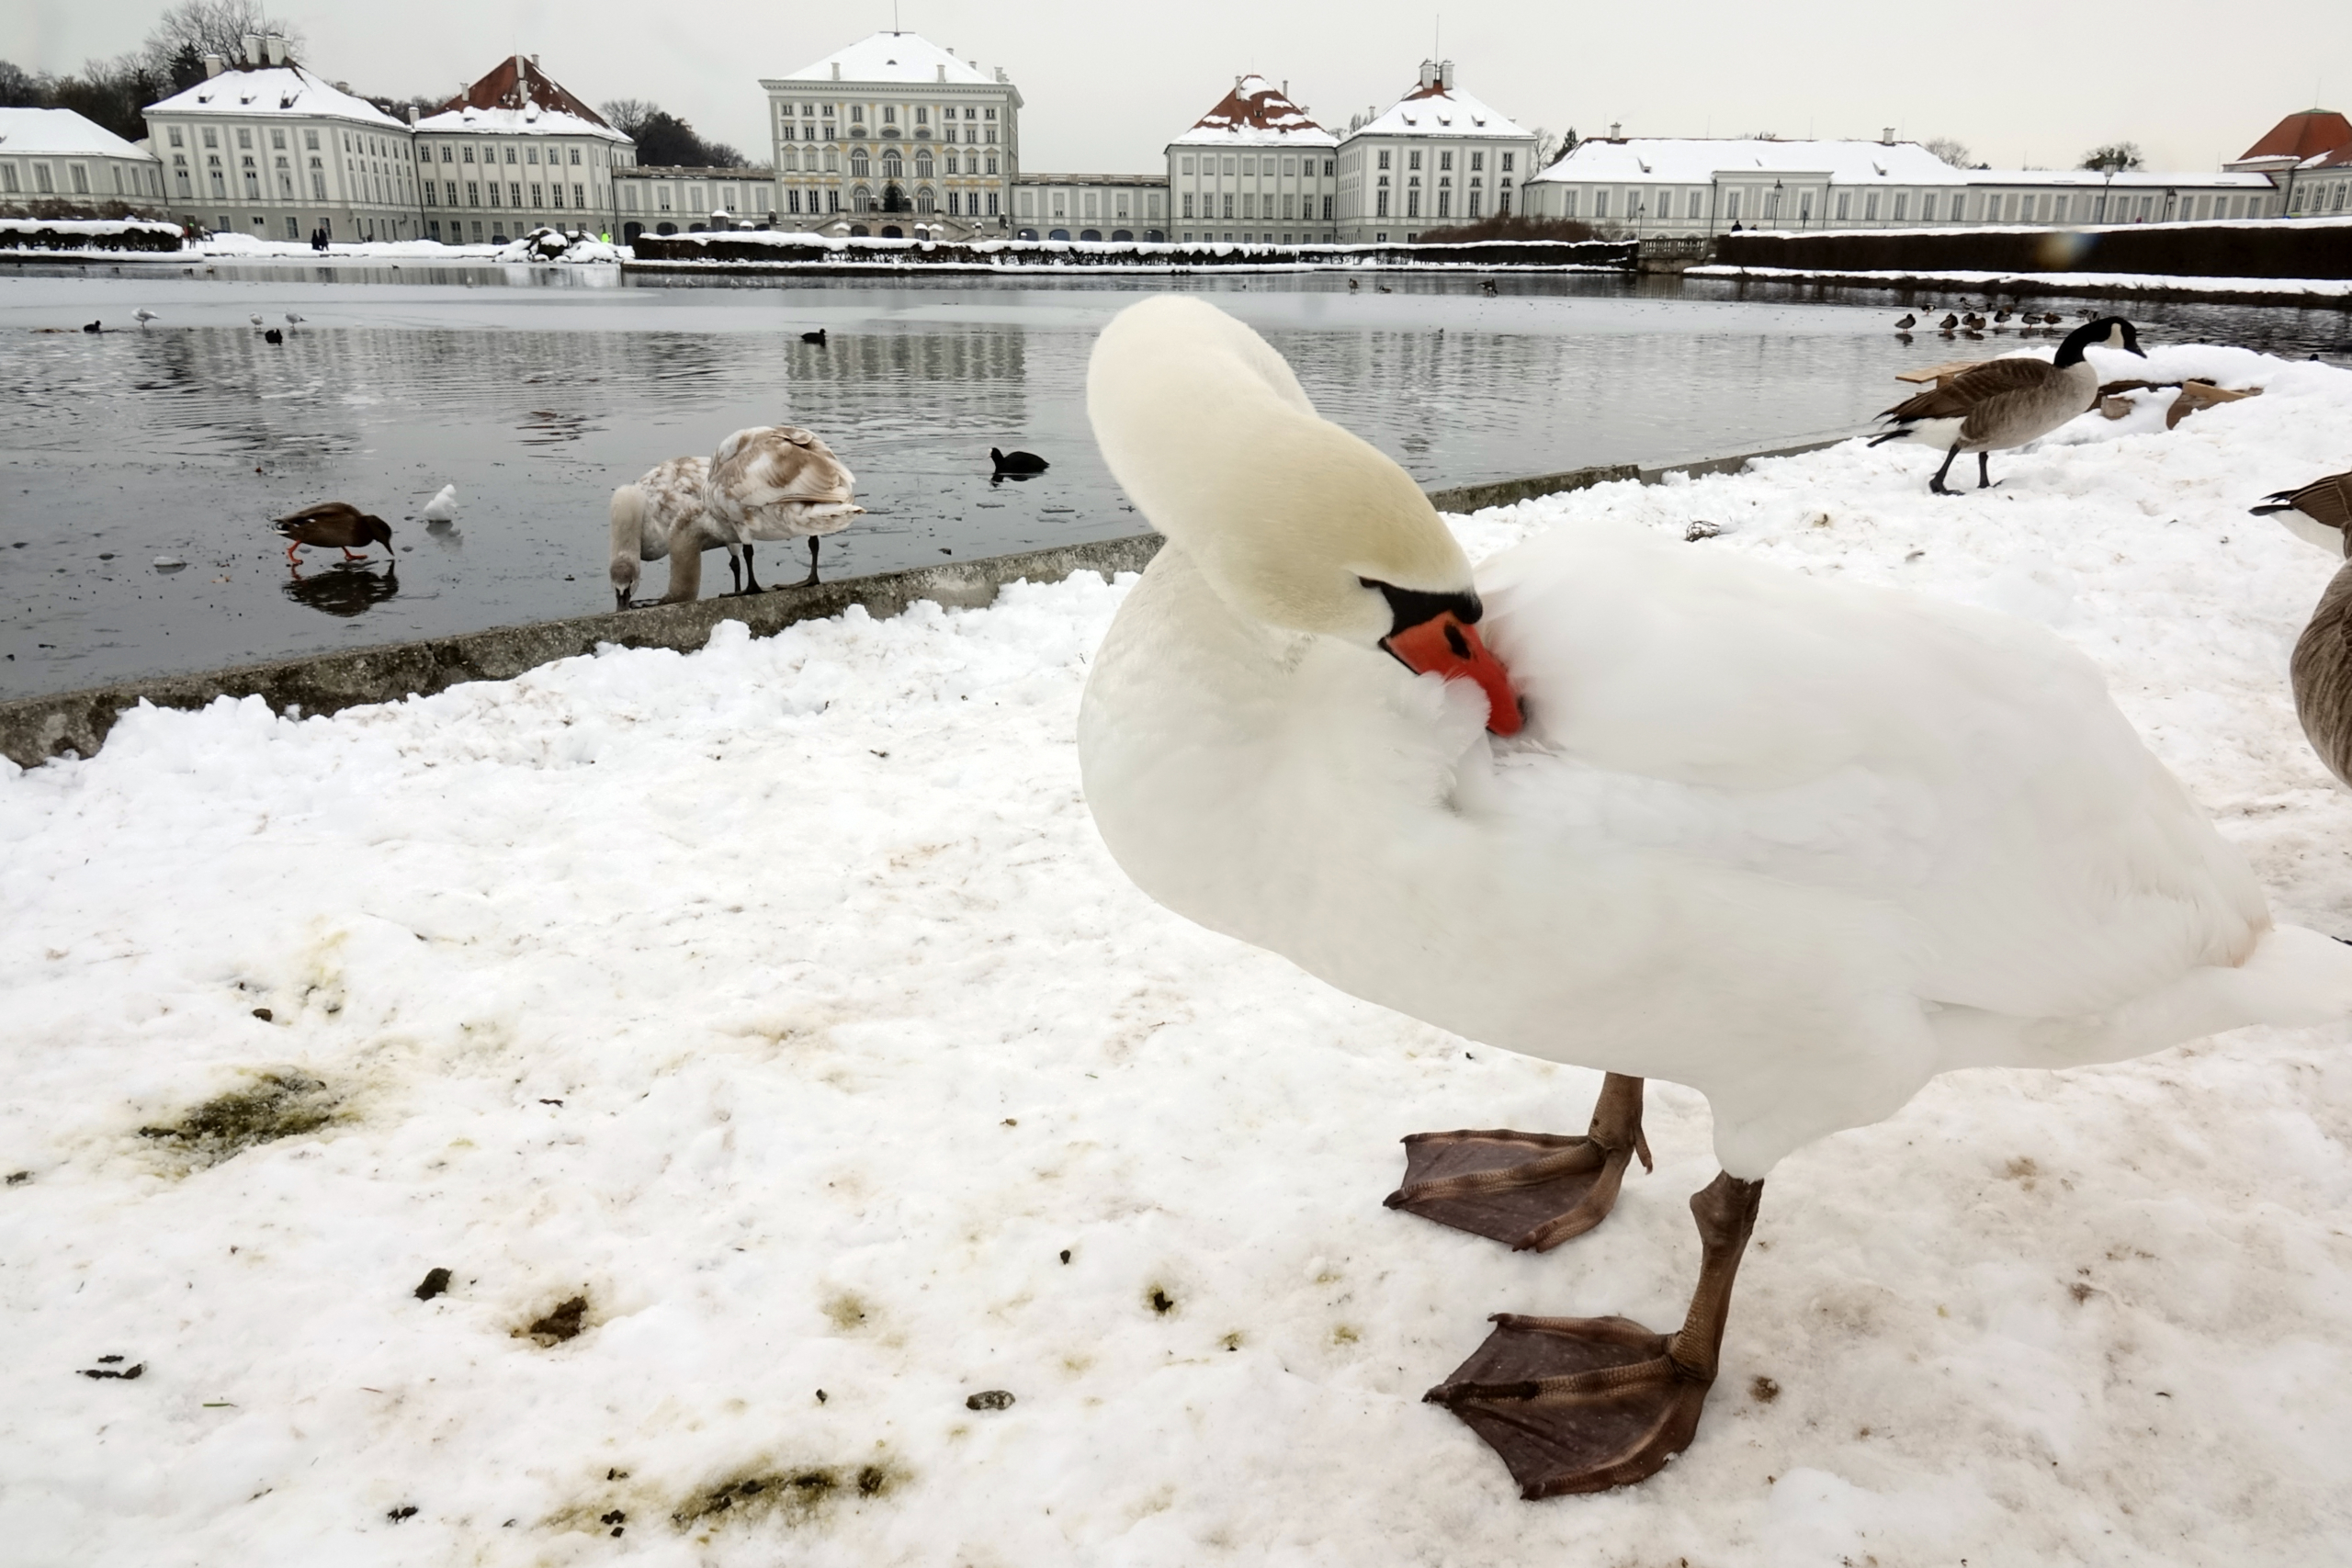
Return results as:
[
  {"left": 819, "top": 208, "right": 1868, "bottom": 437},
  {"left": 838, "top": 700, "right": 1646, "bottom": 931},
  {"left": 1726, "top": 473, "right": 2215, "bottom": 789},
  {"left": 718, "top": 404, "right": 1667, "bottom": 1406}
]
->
[
  {"left": 1427, "top": 1171, "right": 1763, "bottom": 1497},
  {"left": 1425, "top": 1314, "right": 1708, "bottom": 1496},
  {"left": 1386, "top": 1074, "right": 1648, "bottom": 1251}
]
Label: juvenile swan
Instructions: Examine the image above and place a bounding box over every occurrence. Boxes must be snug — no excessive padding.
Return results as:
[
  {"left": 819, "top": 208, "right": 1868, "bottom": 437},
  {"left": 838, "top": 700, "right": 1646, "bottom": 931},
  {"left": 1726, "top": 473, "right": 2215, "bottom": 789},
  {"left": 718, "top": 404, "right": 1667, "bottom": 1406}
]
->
[
  {"left": 607, "top": 457, "right": 728, "bottom": 610},
  {"left": 704, "top": 425, "right": 864, "bottom": 591}
]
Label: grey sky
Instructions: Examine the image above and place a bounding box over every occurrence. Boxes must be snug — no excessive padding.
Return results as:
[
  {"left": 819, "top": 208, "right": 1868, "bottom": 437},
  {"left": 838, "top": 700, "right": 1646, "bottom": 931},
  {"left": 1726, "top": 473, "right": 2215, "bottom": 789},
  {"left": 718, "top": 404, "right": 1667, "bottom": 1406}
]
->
[{"left": 7, "top": 0, "right": 2347, "bottom": 175}]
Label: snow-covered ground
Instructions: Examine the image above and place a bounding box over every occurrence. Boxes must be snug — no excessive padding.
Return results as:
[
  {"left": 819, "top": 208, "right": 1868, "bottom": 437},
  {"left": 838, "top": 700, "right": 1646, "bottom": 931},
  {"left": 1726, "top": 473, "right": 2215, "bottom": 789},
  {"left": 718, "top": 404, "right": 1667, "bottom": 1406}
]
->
[
  {"left": 1691, "top": 261, "right": 2352, "bottom": 301},
  {"left": 6, "top": 340, "right": 2352, "bottom": 1565},
  {"left": 0, "top": 232, "right": 627, "bottom": 265}
]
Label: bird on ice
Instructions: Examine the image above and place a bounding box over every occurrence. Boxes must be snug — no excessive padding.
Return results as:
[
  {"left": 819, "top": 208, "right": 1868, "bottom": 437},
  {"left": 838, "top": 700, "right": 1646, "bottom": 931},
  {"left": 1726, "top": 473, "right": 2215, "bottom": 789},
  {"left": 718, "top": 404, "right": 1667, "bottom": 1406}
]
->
[
  {"left": 133, "top": 309, "right": 157, "bottom": 330},
  {"left": 1077, "top": 295, "right": 2352, "bottom": 1498},
  {"left": 271, "top": 502, "right": 393, "bottom": 566}
]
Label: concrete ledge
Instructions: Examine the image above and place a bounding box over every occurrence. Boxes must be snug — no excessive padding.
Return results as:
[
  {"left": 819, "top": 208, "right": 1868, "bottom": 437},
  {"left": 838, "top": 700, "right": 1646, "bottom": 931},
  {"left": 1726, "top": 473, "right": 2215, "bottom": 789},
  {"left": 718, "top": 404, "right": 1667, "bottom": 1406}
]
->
[
  {"left": 0, "top": 535, "right": 1163, "bottom": 770},
  {"left": 0, "top": 434, "right": 1863, "bottom": 768}
]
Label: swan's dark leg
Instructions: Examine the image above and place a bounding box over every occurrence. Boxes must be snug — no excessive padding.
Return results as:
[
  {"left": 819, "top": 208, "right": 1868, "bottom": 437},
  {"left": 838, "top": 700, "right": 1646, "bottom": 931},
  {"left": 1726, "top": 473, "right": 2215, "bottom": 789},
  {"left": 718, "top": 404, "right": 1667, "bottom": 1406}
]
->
[
  {"left": 1929, "top": 443, "right": 1963, "bottom": 495},
  {"left": 1426, "top": 1172, "right": 1763, "bottom": 1497},
  {"left": 1386, "top": 1073, "right": 1650, "bottom": 1251},
  {"left": 736, "top": 542, "right": 763, "bottom": 595},
  {"left": 795, "top": 536, "right": 821, "bottom": 588}
]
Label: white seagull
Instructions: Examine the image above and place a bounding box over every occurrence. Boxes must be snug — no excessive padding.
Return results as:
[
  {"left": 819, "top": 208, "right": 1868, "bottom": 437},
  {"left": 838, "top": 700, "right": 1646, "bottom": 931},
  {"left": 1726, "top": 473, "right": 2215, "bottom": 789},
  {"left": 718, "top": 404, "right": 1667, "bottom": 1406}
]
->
[
  {"left": 133, "top": 309, "right": 158, "bottom": 330},
  {"left": 1077, "top": 296, "right": 2352, "bottom": 1498}
]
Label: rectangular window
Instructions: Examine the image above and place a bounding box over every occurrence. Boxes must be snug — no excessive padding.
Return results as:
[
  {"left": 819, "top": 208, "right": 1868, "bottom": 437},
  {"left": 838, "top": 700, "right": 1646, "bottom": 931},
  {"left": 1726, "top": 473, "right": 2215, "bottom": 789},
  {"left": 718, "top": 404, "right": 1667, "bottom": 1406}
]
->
[
  {"left": 2054, "top": 194, "right": 2070, "bottom": 223},
  {"left": 505, "top": 147, "right": 517, "bottom": 164},
  {"left": 1182, "top": 192, "right": 1194, "bottom": 218},
  {"left": 168, "top": 127, "right": 184, "bottom": 147},
  {"left": 1835, "top": 190, "right": 1849, "bottom": 220},
  {"left": 237, "top": 128, "right": 252, "bottom": 149},
  {"left": 72, "top": 164, "right": 90, "bottom": 194},
  {"left": 526, "top": 147, "right": 539, "bottom": 164},
  {"left": 987, "top": 191, "right": 999, "bottom": 215},
  {"left": 1592, "top": 189, "right": 1607, "bottom": 218},
  {"left": 1894, "top": 192, "right": 1908, "bottom": 220},
  {"left": 311, "top": 168, "right": 325, "bottom": 199},
  {"left": 1864, "top": 191, "right": 1879, "bottom": 220},
  {"left": 573, "top": 183, "right": 585, "bottom": 207},
  {"left": 1559, "top": 189, "right": 1576, "bottom": 217},
  {"left": 531, "top": 183, "right": 543, "bottom": 207},
  {"left": 1375, "top": 188, "right": 1389, "bottom": 217},
  {"left": 464, "top": 146, "right": 475, "bottom": 163},
  {"left": 1439, "top": 151, "right": 1453, "bottom": 172},
  {"left": 1921, "top": 193, "right": 1937, "bottom": 221},
  {"left": 510, "top": 182, "right": 522, "bottom": 206},
  {"left": 1408, "top": 150, "right": 1422, "bottom": 171},
  {"left": 1436, "top": 190, "right": 1450, "bottom": 218},
  {"left": 1377, "top": 150, "right": 1390, "bottom": 170},
  {"left": 1407, "top": 189, "right": 1421, "bottom": 218},
  {"left": 202, "top": 128, "right": 217, "bottom": 148},
  {"left": 1322, "top": 195, "right": 1333, "bottom": 220},
  {"left": 986, "top": 156, "right": 997, "bottom": 175},
  {"left": 1223, "top": 193, "right": 1234, "bottom": 218},
  {"left": 550, "top": 185, "right": 563, "bottom": 208},
  {"left": 467, "top": 181, "right": 480, "bottom": 206},
  {"left": 303, "top": 130, "right": 318, "bottom": 152}
]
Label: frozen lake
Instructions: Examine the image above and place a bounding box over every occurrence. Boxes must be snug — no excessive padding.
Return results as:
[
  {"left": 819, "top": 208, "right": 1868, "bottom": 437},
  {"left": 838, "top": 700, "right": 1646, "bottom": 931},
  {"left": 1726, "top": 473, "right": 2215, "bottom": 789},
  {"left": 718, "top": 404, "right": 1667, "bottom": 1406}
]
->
[{"left": 2, "top": 267, "right": 2343, "bottom": 698}]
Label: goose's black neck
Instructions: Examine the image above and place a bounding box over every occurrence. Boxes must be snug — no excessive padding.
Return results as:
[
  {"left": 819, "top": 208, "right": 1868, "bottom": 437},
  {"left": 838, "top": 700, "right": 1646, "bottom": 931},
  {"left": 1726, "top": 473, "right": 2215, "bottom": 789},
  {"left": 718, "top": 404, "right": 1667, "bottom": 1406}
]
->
[{"left": 2053, "top": 317, "right": 2132, "bottom": 369}]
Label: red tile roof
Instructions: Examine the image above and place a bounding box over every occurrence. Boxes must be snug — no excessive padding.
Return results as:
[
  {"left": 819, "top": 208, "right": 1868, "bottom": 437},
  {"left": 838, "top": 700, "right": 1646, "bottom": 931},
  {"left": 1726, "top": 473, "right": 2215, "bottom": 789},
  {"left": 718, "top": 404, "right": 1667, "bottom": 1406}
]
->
[
  {"left": 437, "top": 56, "right": 610, "bottom": 128},
  {"left": 1188, "top": 75, "right": 1324, "bottom": 136},
  {"left": 2238, "top": 109, "right": 2352, "bottom": 163}
]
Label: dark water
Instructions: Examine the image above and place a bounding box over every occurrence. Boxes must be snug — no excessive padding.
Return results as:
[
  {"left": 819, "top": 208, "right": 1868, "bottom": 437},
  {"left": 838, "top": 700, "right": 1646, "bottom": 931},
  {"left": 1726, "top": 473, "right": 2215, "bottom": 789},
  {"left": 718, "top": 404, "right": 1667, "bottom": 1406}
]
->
[{"left": 1, "top": 267, "right": 2342, "bottom": 699}]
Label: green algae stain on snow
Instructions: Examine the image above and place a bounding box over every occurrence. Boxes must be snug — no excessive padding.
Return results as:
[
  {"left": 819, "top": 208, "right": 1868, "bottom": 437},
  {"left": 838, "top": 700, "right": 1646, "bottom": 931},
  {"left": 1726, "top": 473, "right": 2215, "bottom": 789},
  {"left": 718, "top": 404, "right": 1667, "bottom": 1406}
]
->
[
  {"left": 672, "top": 1458, "right": 908, "bottom": 1537},
  {"left": 136, "top": 1072, "right": 343, "bottom": 1172}
]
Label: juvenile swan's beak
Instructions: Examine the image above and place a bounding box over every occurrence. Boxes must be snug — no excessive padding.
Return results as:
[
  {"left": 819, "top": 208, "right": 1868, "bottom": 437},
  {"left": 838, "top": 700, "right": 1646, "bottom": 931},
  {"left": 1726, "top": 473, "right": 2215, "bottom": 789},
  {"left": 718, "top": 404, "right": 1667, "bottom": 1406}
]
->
[{"left": 1383, "top": 610, "right": 1524, "bottom": 737}]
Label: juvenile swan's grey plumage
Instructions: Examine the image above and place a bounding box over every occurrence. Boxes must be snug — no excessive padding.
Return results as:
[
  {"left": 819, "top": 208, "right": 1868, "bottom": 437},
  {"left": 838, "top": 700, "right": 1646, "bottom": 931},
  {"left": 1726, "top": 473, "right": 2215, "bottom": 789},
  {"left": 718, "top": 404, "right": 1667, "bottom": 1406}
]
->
[
  {"left": 2256, "top": 469, "right": 2352, "bottom": 787},
  {"left": 1870, "top": 316, "right": 2145, "bottom": 493}
]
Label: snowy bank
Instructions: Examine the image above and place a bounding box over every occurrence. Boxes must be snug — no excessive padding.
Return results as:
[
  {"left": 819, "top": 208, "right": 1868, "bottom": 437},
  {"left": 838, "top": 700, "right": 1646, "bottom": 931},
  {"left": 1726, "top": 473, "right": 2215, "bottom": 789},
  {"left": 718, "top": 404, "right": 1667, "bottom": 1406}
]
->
[
  {"left": 1692, "top": 261, "right": 2352, "bottom": 306},
  {"left": 6, "top": 342, "right": 2352, "bottom": 1564}
]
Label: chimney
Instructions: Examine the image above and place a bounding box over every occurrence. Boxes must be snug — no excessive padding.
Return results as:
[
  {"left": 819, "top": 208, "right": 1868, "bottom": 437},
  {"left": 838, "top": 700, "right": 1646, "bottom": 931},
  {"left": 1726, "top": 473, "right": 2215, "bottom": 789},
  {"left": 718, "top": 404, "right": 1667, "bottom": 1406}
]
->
[
  {"left": 406, "top": 105, "right": 419, "bottom": 125},
  {"left": 530, "top": 52, "right": 540, "bottom": 64},
  {"left": 243, "top": 33, "right": 261, "bottom": 65},
  {"left": 936, "top": 64, "right": 945, "bottom": 82},
  {"left": 1883, "top": 126, "right": 1894, "bottom": 144},
  {"left": 264, "top": 34, "right": 285, "bottom": 66},
  {"left": 1611, "top": 121, "right": 1622, "bottom": 140},
  {"left": 1441, "top": 60, "right": 1454, "bottom": 90},
  {"left": 831, "top": 62, "right": 842, "bottom": 80},
  {"left": 1419, "top": 61, "right": 1437, "bottom": 91},
  {"left": 202, "top": 53, "right": 226, "bottom": 78}
]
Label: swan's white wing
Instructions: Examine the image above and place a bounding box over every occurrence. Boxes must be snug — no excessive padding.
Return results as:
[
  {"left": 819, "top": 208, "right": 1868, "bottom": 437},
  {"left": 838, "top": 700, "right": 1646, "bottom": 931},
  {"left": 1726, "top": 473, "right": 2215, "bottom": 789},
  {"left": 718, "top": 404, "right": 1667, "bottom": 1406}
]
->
[{"left": 1475, "top": 522, "right": 2267, "bottom": 1021}]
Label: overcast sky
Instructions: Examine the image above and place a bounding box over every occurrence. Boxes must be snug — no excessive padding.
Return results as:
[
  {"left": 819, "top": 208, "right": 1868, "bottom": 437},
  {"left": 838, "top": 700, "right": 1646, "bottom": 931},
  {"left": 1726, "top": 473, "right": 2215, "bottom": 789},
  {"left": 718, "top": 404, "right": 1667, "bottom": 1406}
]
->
[{"left": 7, "top": 0, "right": 2347, "bottom": 175}]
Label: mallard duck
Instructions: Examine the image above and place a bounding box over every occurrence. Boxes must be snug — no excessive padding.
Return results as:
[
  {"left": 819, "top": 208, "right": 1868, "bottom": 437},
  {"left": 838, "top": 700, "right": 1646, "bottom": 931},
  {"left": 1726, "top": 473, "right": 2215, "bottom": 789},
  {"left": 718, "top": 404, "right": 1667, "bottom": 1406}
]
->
[{"left": 272, "top": 502, "right": 392, "bottom": 565}]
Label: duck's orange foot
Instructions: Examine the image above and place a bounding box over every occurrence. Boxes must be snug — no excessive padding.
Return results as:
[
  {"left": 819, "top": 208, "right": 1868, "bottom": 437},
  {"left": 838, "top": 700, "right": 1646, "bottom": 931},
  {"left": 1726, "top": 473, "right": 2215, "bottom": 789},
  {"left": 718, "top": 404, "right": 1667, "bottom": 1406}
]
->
[{"left": 1425, "top": 1314, "right": 1710, "bottom": 1497}]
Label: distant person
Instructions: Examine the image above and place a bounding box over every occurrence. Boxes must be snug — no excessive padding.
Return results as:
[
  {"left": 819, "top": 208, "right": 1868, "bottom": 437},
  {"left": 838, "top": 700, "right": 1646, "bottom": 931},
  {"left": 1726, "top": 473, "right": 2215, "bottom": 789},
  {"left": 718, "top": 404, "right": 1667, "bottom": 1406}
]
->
[{"left": 1730, "top": 220, "right": 1743, "bottom": 232}]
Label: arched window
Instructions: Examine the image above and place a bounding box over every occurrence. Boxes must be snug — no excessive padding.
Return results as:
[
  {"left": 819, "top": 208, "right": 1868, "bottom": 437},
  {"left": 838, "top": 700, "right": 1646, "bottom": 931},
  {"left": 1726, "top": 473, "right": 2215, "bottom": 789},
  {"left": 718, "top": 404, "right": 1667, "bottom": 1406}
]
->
[
  {"left": 914, "top": 186, "right": 934, "bottom": 213},
  {"left": 914, "top": 152, "right": 933, "bottom": 179},
  {"left": 882, "top": 150, "right": 903, "bottom": 179},
  {"left": 852, "top": 185, "right": 872, "bottom": 212},
  {"left": 850, "top": 150, "right": 869, "bottom": 178}
]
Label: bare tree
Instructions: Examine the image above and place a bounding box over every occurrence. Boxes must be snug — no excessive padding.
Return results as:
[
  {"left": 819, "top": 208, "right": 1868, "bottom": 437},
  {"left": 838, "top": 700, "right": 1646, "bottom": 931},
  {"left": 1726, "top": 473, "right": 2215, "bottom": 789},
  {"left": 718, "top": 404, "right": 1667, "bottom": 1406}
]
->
[
  {"left": 141, "top": 0, "right": 306, "bottom": 76},
  {"left": 2080, "top": 141, "right": 2145, "bottom": 173},
  {"left": 1923, "top": 136, "right": 1973, "bottom": 168},
  {"left": 598, "top": 99, "right": 657, "bottom": 141}
]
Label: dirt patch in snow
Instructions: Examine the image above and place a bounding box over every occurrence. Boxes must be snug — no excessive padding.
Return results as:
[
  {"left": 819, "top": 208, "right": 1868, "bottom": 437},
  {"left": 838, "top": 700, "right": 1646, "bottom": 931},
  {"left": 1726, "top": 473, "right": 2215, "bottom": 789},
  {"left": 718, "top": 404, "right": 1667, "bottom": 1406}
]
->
[{"left": 136, "top": 1072, "right": 340, "bottom": 1170}]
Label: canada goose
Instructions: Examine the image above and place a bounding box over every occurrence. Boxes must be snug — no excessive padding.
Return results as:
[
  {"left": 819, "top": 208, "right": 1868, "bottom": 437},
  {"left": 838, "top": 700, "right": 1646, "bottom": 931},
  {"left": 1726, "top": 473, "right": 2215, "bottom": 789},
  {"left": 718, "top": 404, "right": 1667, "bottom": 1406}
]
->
[
  {"left": 1480, "top": 280, "right": 1499, "bottom": 297},
  {"left": 133, "top": 309, "right": 157, "bottom": 330},
  {"left": 1079, "top": 295, "right": 2352, "bottom": 1496},
  {"left": 1870, "top": 316, "right": 2145, "bottom": 493},
  {"left": 801, "top": 328, "right": 827, "bottom": 345},
  {"left": 263, "top": 328, "right": 284, "bottom": 344},
  {"left": 991, "top": 447, "right": 1051, "bottom": 476},
  {"left": 421, "top": 484, "right": 458, "bottom": 525},
  {"left": 1894, "top": 313, "right": 1917, "bottom": 330},
  {"left": 705, "top": 424, "right": 864, "bottom": 591},
  {"left": 609, "top": 456, "right": 728, "bottom": 609},
  {"left": 81, "top": 321, "right": 100, "bottom": 334},
  {"left": 1348, "top": 277, "right": 1360, "bottom": 290},
  {"left": 2254, "top": 471, "right": 2352, "bottom": 787},
  {"left": 273, "top": 502, "right": 393, "bottom": 566}
]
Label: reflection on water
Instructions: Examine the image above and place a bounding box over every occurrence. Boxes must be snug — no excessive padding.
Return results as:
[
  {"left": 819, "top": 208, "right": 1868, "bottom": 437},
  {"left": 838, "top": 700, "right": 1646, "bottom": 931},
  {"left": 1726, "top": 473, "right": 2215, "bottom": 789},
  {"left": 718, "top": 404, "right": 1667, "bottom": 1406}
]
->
[
  {"left": 282, "top": 560, "right": 400, "bottom": 617},
  {"left": 3, "top": 268, "right": 2343, "bottom": 697}
]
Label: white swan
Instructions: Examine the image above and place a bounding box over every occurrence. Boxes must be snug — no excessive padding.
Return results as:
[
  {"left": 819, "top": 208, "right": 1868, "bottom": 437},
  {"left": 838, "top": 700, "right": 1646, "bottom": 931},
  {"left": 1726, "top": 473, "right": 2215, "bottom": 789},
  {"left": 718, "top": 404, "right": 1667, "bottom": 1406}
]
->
[
  {"left": 704, "top": 425, "right": 864, "bottom": 591},
  {"left": 607, "top": 456, "right": 729, "bottom": 610},
  {"left": 1077, "top": 296, "right": 2352, "bottom": 1497}
]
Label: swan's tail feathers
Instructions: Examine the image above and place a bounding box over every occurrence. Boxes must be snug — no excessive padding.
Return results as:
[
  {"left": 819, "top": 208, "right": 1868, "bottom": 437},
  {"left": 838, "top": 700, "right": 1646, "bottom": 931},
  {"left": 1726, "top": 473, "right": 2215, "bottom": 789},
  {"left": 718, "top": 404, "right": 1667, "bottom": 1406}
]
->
[
  {"left": 1935, "top": 924, "right": 2352, "bottom": 1072},
  {"left": 609, "top": 483, "right": 645, "bottom": 609}
]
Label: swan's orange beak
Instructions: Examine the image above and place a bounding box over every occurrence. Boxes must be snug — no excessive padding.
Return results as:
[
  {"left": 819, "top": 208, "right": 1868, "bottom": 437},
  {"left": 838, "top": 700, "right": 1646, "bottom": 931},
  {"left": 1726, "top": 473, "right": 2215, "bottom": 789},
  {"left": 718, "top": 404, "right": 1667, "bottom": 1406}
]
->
[{"left": 1384, "top": 611, "right": 1524, "bottom": 737}]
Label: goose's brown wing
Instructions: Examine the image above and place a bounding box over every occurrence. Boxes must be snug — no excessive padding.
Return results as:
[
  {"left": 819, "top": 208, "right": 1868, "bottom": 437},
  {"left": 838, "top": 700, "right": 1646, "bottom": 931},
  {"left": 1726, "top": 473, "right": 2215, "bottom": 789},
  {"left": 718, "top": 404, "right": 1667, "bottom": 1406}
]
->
[
  {"left": 1876, "top": 357, "right": 2059, "bottom": 423},
  {"left": 2276, "top": 472, "right": 2352, "bottom": 531}
]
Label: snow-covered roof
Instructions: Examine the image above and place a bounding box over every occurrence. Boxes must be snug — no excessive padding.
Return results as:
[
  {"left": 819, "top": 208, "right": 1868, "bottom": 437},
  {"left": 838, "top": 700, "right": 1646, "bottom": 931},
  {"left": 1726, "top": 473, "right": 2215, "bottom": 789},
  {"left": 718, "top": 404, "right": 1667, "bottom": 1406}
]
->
[
  {"left": 781, "top": 32, "right": 996, "bottom": 86},
  {"left": 0, "top": 107, "right": 157, "bottom": 161},
  {"left": 146, "top": 63, "right": 408, "bottom": 130},
  {"left": 1349, "top": 78, "right": 1531, "bottom": 141},
  {"left": 1532, "top": 137, "right": 2274, "bottom": 189},
  {"left": 1169, "top": 75, "right": 1336, "bottom": 149},
  {"left": 1534, "top": 138, "right": 1962, "bottom": 186},
  {"left": 416, "top": 55, "right": 629, "bottom": 142}
]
